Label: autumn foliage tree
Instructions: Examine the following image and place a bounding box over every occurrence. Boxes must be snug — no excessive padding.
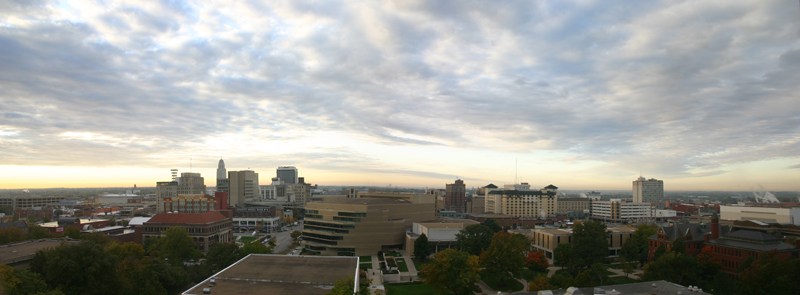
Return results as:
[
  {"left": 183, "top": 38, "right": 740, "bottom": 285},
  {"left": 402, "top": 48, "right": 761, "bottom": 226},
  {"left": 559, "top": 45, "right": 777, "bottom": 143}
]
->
[
  {"left": 419, "top": 249, "right": 481, "bottom": 295},
  {"left": 480, "top": 232, "right": 529, "bottom": 287},
  {"left": 525, "top": 251, "right": 549, "bottom": 272}
]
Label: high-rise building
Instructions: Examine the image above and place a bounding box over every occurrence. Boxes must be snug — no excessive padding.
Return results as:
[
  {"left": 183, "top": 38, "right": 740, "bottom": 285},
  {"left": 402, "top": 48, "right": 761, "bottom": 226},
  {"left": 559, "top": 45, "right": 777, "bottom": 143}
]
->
[
  {"left": 487, "top": 184, "right": 559, "bottom": 217},
  {"left": 276, "top": 166, "right": 298, "bottom": 185},
  {"left": 289, "top": 177, "right": 312, "bottom": 205},
  {"left": 156, "top": 172, "right": 206, "bottom": 212},
  {"left": 445, "top": 179, "right": 466, "bottom": 213},
  {"left": 632, "top": 177, "right": 664, "bottom": 206},
  {"left": 216, "top": 159, "right": 229, "bottom": 193},
  {"left": 229, "top": 170, "right": 259, "bottom": 207}
]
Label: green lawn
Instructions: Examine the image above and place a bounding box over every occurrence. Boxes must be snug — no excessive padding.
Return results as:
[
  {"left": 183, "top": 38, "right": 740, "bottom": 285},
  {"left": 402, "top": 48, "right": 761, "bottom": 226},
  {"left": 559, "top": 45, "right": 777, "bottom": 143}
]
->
[
  {"left": 605, "top": 276, "right": 638, "bottom": 285},
  {"left": 412, "top": 259, "right": 429, "bottom": 271},
  {"left": 359, "top": 263, "right": 373, "bottom": 270},
  {"left": 385, "top": 251, "right": 402, "bottom": 257},
  {"left": 480, "top": 271, "right": 524, "bottom": 292},
  {"left": 386, "top": 257, "right": 398, "bottom": 268},
  {"left": 385, "top": 282, "right": 436, "bottom": 295},
  {"left": 396, "top": 259, "right": 409, "bottom": 272},
  {"left": 239, "top": 236, "right": 258, "bottom": 243},
  {"left": 359, "top": 256, "right": 372, "bottom": 262},
  {"left": 520, "top": 269, "right": 548, "bottom": 281}
]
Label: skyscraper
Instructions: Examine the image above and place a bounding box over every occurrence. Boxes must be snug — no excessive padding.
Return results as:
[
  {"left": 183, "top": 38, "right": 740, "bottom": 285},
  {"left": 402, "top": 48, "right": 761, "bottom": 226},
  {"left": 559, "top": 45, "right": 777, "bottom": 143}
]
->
[
  {"left": 216, "top": 159, "right": 229, "bottom": 193},
  {"left": 229, "top": 170, "right": 259, "bottom": 207},
  {"left": 276, "top": 166, "right": 298, "bottom": 185},
  {"left": 445, "top": 179, "right": 466, "bottom": 213},
  {"left": 633, "top": 176, "right": 664, "bottom": 205}
]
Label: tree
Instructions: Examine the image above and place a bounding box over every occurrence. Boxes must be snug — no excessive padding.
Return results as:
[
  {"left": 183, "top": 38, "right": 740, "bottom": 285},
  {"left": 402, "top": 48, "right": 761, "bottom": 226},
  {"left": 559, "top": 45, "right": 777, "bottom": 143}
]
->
[
  {"left": 28, "top": 215, "right": 37, "bottom": 223},
  {"left": 653, "top": 244, "right": 666, "bottom": 261},
  {"left": 641, "top": 252, "right": 698, "bottom": 286},
  {"left": 737, "top": 250, "right": 798, "bottom": 295},
  {"left": 205, "top": 243, "right": 242, "bottom": 272},
  {"left": 108, "top": 217, "right": 116, "bottom": 226},
  {"left": 53, "top": 209, "right": 63, "bottom": 217},
  {"left": 455, "top": 224, "right": 493, "bottom": 256},
  {"left": 0, "top": 265, "right": 53, "bottom": 295},
  {"left": 620, "top": 224, "right": 657, "bottom": 266},
  {"left": 553, "top": 242, "right": 572, "bottom": 270},
  {"left": 27, "top": 225, "right": 53, "bottom": 240},
  {"left": 31, "top": 241, "right": 122, "bottom": 295},
  {"left": 528, "top": 274, "right": 553, "bottom": 291},
  {"left": 620, "top": 256, "right": 635, "bottom": 279},
  {"left": 290, "top": 230, "right": 301, "bottom": 240},
  {"left": 482, "top": 219, "right": 502, "bottom": 233},
  {"left": 155, "top": 227, "right": 201, "bottom": 265},
  {"left": 671, "top": 237, "right": 686, "bottom": 255},
  {"left": 414, "top": 233, "right": 431, "bottom": 259},
  {"left": 419, "top": 249, "right": 481, "bottom": 295},
  {"left": 525, "top": 251, "right": 549, "bottom": 272},
  {"left": 571, "top": 221, "right": 608, "bottom": 268},
  {"left": 241, "top": 240, "right": 273, "bottom": 255},
  {"left": 590, "top": 263, "right": 608, "bottom": 286},
  {"left": 479, "top": 232, "right": 528, "bottom": 287},
  {"left": 326, "top": 276, "right": 370, "bottom": 295},
  {"left": 712, "top": 272, "right": 736, "bottom": 295},
  {"left": 695, "top": 245, "right": 721, "bottom": 288},
  {"left": 42, "top": 216, "right": 51, "bottom": 223},
  {"left": 63, "top": 226, "right": 81, "bottom": 239},
  {"left": 0, "top": 227, "right": 25, "bottom": 245},
  {"left": 548, "top": 273, "right": 574, "bottom": 289},
  {"left": 573, "top": 270, "right": 594, "bottom": 287}
]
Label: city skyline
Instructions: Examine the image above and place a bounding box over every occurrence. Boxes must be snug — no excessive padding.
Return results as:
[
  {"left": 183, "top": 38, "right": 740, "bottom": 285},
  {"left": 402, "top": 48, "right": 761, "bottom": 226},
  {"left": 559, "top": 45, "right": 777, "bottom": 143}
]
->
[{"left": 1, "top": 1, "right": 799, "bottom": 191}]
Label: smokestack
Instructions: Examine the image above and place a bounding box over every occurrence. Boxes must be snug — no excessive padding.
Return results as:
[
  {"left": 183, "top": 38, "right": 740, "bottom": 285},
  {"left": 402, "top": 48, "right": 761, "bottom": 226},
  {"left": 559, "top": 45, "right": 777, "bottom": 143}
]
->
[{"left": 711, "top": 212, "right": 719, "bottom": 240}]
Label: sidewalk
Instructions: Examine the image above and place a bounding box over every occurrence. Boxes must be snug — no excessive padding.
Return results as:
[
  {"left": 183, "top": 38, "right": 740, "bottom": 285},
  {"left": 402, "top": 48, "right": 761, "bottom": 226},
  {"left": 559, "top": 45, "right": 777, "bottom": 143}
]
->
[{"left": 398, "top": 250, "right": 418, "bottom": 280}]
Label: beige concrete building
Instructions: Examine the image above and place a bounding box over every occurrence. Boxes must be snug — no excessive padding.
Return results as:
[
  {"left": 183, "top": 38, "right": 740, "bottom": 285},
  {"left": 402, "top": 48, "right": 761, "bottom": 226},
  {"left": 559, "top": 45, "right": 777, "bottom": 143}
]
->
[
  {"left": 557, "top": 198, "right": 590, "bottom": 213},
  {"left": 229, "top": 170, "right": 259, "bottom": 207},
  {"left": 425, "top": 189, "right": 446, "bottom": 212},
  {"left": 591, "top": 199, "right": 654, "bottom": 222},
  {"left": 405, "top": 219, "right": 479, "bottom": 257},
  {"left": 156, "top": 172, "right": 207, "bottom": 212},
  {"left": 302, "top": 193, "right": 435, "bottom": 256},
  {"left": 483, "top": 184, "right": 501, "bottom": 213},
  {"left": 288, "top": 177, "right": 312, "bottom": 205},
  {"left": 0, "top": 195, "right": 67, "bottom": 210},
  {"left": 720, "top": 205, "right": 800, "bottom": 225},
  {"left": 468, "top": 196, "right": 486, "bottom": 213},
  {"left": 526, "top": 226, "right": 637, "bottom": 259},
  {"left": 487, "top": 184, "right": 559, "bottom": 218}
]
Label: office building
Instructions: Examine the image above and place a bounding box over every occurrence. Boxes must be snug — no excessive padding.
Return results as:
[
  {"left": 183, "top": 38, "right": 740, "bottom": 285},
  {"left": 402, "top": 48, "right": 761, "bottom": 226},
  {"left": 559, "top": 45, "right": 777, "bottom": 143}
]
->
[
  {"left": 289, "top": 177, "right": 312, "bottom": 205},
  {"left": 216, "top": 159, "right": 229, "bottom": 193},
  {"left": 591, "top": 199, "right": 654, "bottom": 222},
  {"left": 229, "top": 170, "right": 259, "bottom": 207},
  {"left": 633, "top": 176, "right": 664, "bottom": 206},
  {"left": 346, "top": 187, "right": 359, "bottom": 199},
  {"left": 557, "top": 198, "right": 591, "bottom": 213},
  {"left": 445, "top": 179, "right": 466, "bottom": 213},
  {"left": 302, "top": 193, "right": 435, "bottom": 256},
  {"left": 425, "top": 188, "right": 446, "bottom": 211},
  {"left": 163, "top": 194, "right": 217, "bottom": 214},
  {"left": 276, "top": 166, "right": 298, "bottom": 185},
  {"left": 482, "top": 184, "right": 501, "bottom": 213},
  {"left": 486, "top": 184, "right": 559, "bottom": 218},
  {"left": 156, "top": 173, "right": 207, "bottom": 212}
]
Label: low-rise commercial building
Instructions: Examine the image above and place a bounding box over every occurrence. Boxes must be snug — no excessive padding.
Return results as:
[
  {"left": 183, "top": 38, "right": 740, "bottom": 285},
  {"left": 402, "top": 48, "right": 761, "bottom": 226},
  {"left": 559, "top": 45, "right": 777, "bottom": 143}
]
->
[
  {"left": 0, "top": 195, "right": 66, "bottom": 210},
  {"left": 142, "top": 211, "right": 233, "bottom": 252},
  {"left": 404, "top": 219, "right": 479, "bottom": 257},
  {"left": 528, "top": 226, "right": 637, "bottom": 259},
  {"left": 720, "top": 205, "right": 800, "bottom": 225},
  {"left": 302, "top": 193, "right": 435, "bottom": 256}
]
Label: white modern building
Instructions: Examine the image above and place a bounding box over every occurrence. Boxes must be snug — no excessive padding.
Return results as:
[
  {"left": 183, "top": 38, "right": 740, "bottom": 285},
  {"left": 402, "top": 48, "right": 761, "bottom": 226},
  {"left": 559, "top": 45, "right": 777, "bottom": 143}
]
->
[
  {"left": 591, "top": 199, "right": 654, "bottom": 222},
  {"left": 720, "top": 206, "right": 800, "bottom": 225}
]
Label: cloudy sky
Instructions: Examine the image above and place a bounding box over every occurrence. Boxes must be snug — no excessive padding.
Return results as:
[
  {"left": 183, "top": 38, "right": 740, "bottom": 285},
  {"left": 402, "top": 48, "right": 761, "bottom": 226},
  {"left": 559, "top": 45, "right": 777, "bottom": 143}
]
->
[{"left": 1, "top": 0, "right": 799, "bottom": 191}]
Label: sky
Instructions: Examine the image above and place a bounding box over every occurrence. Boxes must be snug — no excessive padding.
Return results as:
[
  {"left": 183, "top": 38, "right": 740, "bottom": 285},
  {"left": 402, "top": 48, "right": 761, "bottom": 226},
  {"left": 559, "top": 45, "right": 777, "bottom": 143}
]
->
[{"left": 1, "top": 0, "right": 799, "bottom": 191}]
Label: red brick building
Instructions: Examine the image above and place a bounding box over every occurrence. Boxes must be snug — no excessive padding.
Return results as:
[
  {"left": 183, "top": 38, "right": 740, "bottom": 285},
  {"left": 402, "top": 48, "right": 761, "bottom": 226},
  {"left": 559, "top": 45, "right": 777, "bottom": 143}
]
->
[
  {"left": 445, "top": 179, "right": 466, "bottom": 213},
  {"left": 706, "top": 230, "right": 800, "bottom": 275},
  {"left": 142, "top": 211, "right": 233, "bottom": 252}
]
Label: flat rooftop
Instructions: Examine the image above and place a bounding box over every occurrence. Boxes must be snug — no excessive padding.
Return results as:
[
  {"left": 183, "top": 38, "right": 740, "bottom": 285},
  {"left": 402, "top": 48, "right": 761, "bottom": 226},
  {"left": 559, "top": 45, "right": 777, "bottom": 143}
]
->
[
  {"left": 0, "top": 240, "right": 73, "bottom": 265},
  {"left": 183, "top": 254, "right": 359, "bottom": 295},
  {"left": 321, "top": 197, "right": 411, "bottom": 205}
]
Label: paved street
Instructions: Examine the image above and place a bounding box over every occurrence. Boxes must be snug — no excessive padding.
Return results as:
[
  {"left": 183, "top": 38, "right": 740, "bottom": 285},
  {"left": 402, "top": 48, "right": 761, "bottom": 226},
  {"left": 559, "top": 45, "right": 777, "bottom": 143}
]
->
[{"left": 231, "top": 224, "right": 304, "bottom": 254}]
